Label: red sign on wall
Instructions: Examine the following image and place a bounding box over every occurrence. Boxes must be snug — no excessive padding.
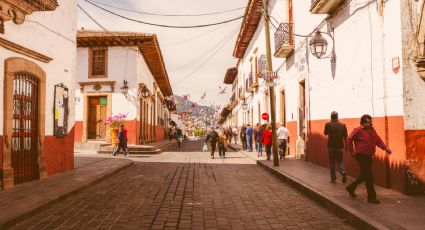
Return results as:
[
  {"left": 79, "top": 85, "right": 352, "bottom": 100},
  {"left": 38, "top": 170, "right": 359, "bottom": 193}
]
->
[{"left": 262, "top": 113, "right": 269, "bottom": 121}]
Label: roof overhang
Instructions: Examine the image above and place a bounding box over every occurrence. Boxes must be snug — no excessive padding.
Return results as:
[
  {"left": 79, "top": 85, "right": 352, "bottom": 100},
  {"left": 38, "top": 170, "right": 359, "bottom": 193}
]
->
[
  {"left": 232, "top": 0, "right": 263, "bottom": 59},
  {"left": 77, "top": 30, "right": 173, "bottom": 96},
  {"left": 223, "top": 67, "right": 238, "bottom": 84}
]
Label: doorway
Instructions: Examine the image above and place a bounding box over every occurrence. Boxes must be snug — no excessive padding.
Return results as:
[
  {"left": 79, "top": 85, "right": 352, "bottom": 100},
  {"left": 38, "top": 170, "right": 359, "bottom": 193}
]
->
[
  {"left": 280, "top": 89, "right": 286, "bottom": 125},
  {"left": 299, "top": 81, "right": 306, "bottom": 140},
  {"left": 87, "top": 96, "right": 107, "bottom": 140}
]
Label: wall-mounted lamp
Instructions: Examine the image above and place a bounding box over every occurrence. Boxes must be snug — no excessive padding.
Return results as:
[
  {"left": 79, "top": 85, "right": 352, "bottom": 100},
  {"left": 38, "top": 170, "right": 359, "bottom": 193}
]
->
[
  {"left": 309, "top": 29, "right": 336, "bottom": 63},
  {"left": 121, "top": 80, "right": 129, "bottom": 98},
  {"left": 138, "top": 83, "right": 150, "bottom": 99},
  {"left": 241, "top": 99, "right": 248, "bottom": 111}
]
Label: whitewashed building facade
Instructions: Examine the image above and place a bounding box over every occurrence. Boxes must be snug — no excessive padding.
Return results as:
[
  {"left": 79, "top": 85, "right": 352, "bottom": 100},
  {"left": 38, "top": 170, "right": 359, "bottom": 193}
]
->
[
  {"left": 224, "top": 0, "right": 425, "bottom": 194},
  {"left": 75, "top": 30, "right": 174, "bottom": 146},
  {"left": 0, "top": 0, "right": 77, "bottom": 189}
]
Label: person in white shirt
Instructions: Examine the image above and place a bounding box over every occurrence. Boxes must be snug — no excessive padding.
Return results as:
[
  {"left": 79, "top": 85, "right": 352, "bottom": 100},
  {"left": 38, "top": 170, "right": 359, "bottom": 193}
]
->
[
  {"left": 232, "top": 127, "right": 238, "bottom": 144},
  {"left": 276, "top": 123, "right": 290, "bottom": 159}
]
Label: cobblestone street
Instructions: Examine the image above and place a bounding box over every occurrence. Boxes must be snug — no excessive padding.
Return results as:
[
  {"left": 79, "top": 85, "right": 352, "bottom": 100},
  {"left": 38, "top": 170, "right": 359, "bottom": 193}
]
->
[{"left": 12, "top": 141, "right": 353, "bottom": 229}]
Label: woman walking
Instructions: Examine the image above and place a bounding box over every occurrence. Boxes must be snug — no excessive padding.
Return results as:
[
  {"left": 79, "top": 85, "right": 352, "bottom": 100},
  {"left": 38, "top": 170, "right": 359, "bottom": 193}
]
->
[
  {"left": 218, "top": 130, "right": 228, "bottom": 158},
  {"left": 261, "top": 125, "right": 273, "bottom": 160},
  {"left": 254, "top": 124, "right": 264, "bottom": 157}
]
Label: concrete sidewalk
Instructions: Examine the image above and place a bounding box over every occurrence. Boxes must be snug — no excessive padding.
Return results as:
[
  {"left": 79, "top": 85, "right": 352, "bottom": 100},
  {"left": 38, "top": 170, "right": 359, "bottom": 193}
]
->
[
  {"left": 256, "top": 158, "right": 424, "bottom": 229},
  {"left": 0, "top": 156, "right": 133, "bottom": 229}
]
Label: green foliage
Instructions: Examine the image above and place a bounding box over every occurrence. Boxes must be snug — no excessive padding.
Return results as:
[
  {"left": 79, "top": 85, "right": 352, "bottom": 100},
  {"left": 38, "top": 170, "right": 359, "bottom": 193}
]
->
[{"left": 194, "top": 129, "right": 207, "bottom": 136}]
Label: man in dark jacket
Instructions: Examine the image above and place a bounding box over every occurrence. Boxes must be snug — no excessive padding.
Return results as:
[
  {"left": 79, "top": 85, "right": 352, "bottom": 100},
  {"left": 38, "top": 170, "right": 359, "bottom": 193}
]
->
[
  {"left": 345, "top": 114, "right": 392, "bottom": 204},
  {"left": 324, "top": 111, "right": 348, "bottom": 183},
  {"left": 112, "top": 124, "right": 129, "bottom": 157},
  {"left": 205, "top": 127, "right": 219, "bottom": 158}
]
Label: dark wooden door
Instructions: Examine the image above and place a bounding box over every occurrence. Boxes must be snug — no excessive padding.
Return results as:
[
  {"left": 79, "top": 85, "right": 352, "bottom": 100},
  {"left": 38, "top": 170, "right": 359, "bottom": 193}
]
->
[{"left": 12, "top": 73, "right": 40, "bottom": 184}]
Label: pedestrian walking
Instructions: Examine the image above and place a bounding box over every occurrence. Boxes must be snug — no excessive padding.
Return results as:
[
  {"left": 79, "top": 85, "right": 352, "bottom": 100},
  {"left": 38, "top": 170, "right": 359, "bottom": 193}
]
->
[
  {"left": 240, "top": 125, "right": 247, "bottom": 151},
  {"left": 112, "top": 124, "right": 129, "bottom": 157},
  {"left": 226, "top": 127, "right": 233, "bottom": 144},
  {"left": 254, "top": 124, "right": 264, "bottom": 157},
  {"left": 345, "top": 114, "right": 392, "bottom": 204},
  {"left": 324, "top": 111, "right": 348, "bottom": 183},
  {"left": 176, "top": 127, "right": 183, "bottom": 149},
  {"left": 232, "top": 126, "right": 238, "bottom": 144},
  {"left": 206, "top": 127, "right": 219, "bottom": 158},
  {"left": 261, "top": 125, "right": 273, "bottom": 160},
  {"left": 218, "top": 130, "right": 228, "bottom": 158},
  {"left": 246, "top": 124, "right": 254, "bottom": 152},
  {"left": 277, "top": 123, "right": 290, "bottom": 159}
]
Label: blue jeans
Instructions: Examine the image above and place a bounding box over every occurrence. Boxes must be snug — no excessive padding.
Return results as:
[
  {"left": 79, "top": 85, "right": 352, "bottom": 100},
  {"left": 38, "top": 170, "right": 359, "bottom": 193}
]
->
[
  {"left": 255, "top": 142, "right": 263, "bottom": 154},
  {"left": 328, "top": 147, "right": 346, "bottom": 181},
  {"left": 246, "top": 135, "right": 253, "bottom": 151}
]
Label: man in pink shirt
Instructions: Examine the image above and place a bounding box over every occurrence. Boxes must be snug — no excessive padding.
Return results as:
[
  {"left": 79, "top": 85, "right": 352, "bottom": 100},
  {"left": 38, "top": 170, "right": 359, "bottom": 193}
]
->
[{"left": 345, "top": 114, "right": 392, "bottom": 204}]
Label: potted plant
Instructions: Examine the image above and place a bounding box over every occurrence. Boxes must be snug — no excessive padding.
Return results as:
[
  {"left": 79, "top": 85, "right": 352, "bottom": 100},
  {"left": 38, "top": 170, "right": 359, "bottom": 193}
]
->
[{"left": 104, "top": 113, "right": 127, "bottom": 147}]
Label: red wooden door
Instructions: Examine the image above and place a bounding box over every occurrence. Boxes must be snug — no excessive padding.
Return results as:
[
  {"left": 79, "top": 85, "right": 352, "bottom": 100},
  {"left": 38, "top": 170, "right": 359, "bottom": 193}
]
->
[{"left": 12, "top": 73, "right": 40, "bottom": 184}]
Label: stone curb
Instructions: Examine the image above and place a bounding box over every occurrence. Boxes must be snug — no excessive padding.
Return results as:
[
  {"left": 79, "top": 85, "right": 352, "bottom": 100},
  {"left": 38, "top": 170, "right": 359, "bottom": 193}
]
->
[
  {"left": 0, "top": 159, "right": 134, "bottom": 229},
  {"left": 257, "top": 160, "right": 391, "bottom": 230}
]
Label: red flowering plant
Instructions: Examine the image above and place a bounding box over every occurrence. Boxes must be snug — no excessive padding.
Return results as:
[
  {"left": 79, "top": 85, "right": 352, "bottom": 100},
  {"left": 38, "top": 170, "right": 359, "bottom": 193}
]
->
[{"left": 104, "top": 113, "right": 127, "bottom": 128}]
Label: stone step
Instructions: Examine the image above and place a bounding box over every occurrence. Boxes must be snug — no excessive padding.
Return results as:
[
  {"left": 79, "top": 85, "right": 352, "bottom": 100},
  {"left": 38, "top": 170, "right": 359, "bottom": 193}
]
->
[
  {"left": 97, "top": 149, "right": 162, "bottom": 155},
  {"left": 100, "top": 145, "right": 156, "bottom": 151}
]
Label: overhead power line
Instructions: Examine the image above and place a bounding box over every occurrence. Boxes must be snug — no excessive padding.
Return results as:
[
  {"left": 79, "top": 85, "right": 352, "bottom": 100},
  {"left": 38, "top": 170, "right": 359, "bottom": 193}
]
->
[
  {"left": 92, "top": 0, "right": 245, "bottom": 17},
  {"left": 163, "top": 23, "right": 229, "bottom": 47},
  {"left": 83, "top": 0, "right": 244, "bottom": 29},
  {"left": 173, "top": 26, "right": 239, "bottom": 87}
]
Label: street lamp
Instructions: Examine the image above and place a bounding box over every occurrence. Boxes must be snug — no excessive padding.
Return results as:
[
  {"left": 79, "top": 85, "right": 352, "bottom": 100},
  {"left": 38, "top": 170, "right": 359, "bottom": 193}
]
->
[
  {"left": 241, "top": 99, "right": 248, "bottom": 111},
  {"left": 138, "top": 84, "right": 149, "bottom": 98},
  {"left": 120, "top": 80, "right": 129, "bottom": 98},
  {"left": 309, "top": 30, "right": 335, "bottom": 62},
  {"left": 309, "top": 31, "right": 327, "bottom": 59}
]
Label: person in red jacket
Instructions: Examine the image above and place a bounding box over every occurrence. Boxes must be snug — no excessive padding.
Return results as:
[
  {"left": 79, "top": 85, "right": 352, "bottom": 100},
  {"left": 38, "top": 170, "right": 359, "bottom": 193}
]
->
[
  {"left": 345, "top": 114, "right": 392, "bottom": 204},
  {"left": 261, "top": 125, "right": 273, "bottom": 160}
]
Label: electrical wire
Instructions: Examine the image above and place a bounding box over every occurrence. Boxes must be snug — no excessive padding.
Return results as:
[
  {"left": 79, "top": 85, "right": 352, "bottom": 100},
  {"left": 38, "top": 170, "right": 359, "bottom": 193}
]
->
[
  {"left": 168, "top": 25, "right": 240, "bottom": 71},
  {"left": 83, "top": 0, "right": 244, "bottom": 29},
  {"left": 78, "top": 4, "right": 140, "bottom": 54},
  {"left": 173, "top": 27, "right": 239, "bottom": 87},
  {"left": 92, "top": 0, "right": 246, "bottom": 17},
  {"left": 162, "top": 23, "right": 229, "bottom": 47}
]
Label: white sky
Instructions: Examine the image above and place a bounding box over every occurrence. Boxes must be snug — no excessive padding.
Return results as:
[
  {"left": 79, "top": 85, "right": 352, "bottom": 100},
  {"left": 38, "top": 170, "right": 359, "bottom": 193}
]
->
[{"left": 77, "top": 0, "right": 247, "bottom": 106}]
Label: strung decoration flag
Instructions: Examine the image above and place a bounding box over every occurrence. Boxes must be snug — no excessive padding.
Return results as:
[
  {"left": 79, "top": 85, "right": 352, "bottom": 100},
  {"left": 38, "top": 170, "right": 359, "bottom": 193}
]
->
[
  {"left": 218, "top": 86, "right": 227, "bottom": 96},
  {"left": 200, "top": 91, "right": 207, "bottom": 100}
]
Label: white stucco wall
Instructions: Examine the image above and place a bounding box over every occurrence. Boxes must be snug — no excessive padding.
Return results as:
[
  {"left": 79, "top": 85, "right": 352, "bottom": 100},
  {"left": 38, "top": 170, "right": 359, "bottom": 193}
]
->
[
  {"left": 234, "top": 0, "right": 404, "bottom": 129},
  {"left": 0, "top": 0, "right": 77, "bottom": 135}
]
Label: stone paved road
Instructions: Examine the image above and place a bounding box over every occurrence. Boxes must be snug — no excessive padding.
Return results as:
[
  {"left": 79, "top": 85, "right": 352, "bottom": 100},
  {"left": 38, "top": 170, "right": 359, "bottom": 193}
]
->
[{"left": 12, "top": 141, "right": 353, "bottom": 230}]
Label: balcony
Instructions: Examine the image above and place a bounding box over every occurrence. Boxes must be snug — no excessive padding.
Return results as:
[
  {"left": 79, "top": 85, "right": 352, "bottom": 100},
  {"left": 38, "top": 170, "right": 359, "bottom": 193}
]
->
[
  {"left": 274, "top": 23, "right": 295, "bottom": 58},
  {"left": 248, "top": 72, "right": 258, "bottom": 89},
  {"left": 246, "top": 78, "right": 254, "bottom": 93},
  {"left": 310, "top": 0, "right": 342, "bottom": 14},
  {"left": 257, "top": 54, "right": 267, "bottom": 79}
]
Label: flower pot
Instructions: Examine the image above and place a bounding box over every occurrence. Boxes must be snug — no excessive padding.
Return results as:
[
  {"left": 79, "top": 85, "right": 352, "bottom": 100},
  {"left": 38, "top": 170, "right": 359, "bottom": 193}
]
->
[{"left": 110, "top": 127, "right": 119, "bottom": 147}]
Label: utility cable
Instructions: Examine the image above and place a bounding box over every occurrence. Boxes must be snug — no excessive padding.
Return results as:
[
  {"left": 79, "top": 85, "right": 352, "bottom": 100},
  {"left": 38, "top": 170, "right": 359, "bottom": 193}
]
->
[
  {"left": 173, "top": 26, "right": 238, "bottom": 87},
  {"left": 83, "top": 0, "right": 244, "bottom": 29},
  {"left": 163, "top": 23, "right": 230, "bottom": 47},
  {"left": 92, "top": 0, "right": 245, "bottom": 17},
  {"left": 168, "top": 25, "right": 239, "bottom": 71}
]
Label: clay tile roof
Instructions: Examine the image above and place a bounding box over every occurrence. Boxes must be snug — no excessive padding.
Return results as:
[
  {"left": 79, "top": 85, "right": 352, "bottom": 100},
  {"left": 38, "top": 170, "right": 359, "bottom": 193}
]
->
[
  {"left": 233, "top": 0, "right": 263, "bottom": 59},
  {"left": 77, "top": 30, "right": 173, "bottom": 96}
]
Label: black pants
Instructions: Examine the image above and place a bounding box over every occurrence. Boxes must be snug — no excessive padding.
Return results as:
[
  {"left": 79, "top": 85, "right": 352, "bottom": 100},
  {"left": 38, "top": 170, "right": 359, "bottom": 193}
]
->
[
  {"left": 265, "top": 145, "right": 272, "bottom": 160},
  {"left": 328, "top": 148, "right": 346, "bottom": 181},
  {"left": 209, "top": 142, "right": 217, "bottom": 156},
  {"left": 347, "top": 154, "right": 376, "bottom": 200},
  {"left": 113, "top": 139, "right": 128, "bottom": 156},
  {"left": 218, "top": 145, "right": 226, "bottom": 157},
  {"left": 278, "top": 139, "right": 287, "bottom": 159}
]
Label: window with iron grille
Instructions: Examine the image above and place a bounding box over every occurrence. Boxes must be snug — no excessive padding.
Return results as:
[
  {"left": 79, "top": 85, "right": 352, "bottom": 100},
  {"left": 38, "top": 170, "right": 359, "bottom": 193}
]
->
[{"left": 89, "top": 47, "right": 108, "bottom": 78}]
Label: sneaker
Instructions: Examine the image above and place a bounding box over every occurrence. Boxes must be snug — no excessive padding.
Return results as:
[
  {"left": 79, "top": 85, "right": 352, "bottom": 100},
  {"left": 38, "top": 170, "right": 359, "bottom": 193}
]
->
[
  {"left": 368, "top": 199, "right": 381, "bottom": 204},
  {"left": 342, "top": 174, "right": 347, "bottom": 183},
  {"left": 345, "top": 186, "right": 357, "bottom": 198}
]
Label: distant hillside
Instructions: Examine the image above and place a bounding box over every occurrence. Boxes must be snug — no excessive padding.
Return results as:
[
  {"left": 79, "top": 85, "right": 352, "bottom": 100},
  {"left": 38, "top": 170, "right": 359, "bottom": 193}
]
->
[{"left": 174, "top": 95, "right": 216, "bottom": 116}]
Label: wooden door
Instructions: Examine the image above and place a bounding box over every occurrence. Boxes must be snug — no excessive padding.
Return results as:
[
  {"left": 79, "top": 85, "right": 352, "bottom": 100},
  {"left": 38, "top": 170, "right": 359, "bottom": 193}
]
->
[
  {"left": 12, "top": 73, "right": 40, "bottom": 184},
  {"left": 96, "top": 105, "right": 107, "bottom": 139}
]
